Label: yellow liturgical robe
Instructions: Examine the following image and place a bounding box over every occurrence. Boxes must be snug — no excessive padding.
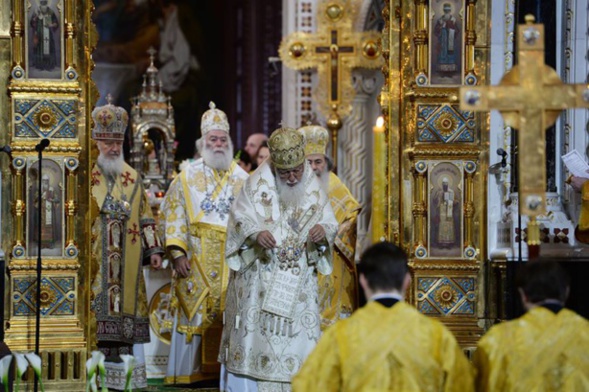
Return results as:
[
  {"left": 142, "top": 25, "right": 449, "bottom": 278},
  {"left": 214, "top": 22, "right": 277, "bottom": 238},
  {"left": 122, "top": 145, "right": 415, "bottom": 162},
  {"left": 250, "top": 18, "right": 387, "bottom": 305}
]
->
[
  {"left": 292, "top": 301, "right": 474, "bottom": 392},
  {"left": 474, "top": 306, "right": 589, "bottom": 392},
  {"left": 319, "top": 172, "right": 361, "bottom": 328}
]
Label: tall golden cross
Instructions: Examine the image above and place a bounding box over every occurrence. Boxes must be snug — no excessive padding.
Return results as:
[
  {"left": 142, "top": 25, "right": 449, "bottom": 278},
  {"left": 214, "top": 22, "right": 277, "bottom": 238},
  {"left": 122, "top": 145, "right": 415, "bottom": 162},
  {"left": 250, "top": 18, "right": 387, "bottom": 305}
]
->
[
  {"left": 460, "top": 15, "right": 589, "bottom": 256},
  {"left": 279, "top": 0, "right": 382, "bottom": 162}
]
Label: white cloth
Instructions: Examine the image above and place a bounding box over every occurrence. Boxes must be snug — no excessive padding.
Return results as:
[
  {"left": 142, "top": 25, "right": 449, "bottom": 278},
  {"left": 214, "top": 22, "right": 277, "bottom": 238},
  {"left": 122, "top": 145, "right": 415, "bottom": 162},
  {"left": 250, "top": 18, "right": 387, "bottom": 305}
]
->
[
  {"left": 165, "top": 312, "right": 202, "bottom": 380},
  {"left": 219, "top": 161, "right": 338, "bottom": 384}
]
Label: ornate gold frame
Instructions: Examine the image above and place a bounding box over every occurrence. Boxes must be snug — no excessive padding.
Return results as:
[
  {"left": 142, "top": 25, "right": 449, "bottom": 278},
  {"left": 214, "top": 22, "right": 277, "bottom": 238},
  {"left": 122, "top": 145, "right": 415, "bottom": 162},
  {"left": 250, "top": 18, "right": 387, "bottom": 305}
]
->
[
  {"left": 413, "top": 0, "right": 478, "bottom": 86},
  {"left": 2, "top": 1, "right": 97, "bottom": 389},
  {"left": 379, "top": 0, "right": 490, "bottom": 348}
]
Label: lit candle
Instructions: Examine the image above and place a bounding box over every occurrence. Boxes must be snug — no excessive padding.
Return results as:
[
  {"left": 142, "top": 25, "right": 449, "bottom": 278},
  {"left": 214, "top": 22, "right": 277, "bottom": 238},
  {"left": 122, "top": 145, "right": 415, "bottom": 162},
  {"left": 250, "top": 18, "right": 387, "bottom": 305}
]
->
[{"left": 372, "top": 116, "right": 386, "bottom": 243}]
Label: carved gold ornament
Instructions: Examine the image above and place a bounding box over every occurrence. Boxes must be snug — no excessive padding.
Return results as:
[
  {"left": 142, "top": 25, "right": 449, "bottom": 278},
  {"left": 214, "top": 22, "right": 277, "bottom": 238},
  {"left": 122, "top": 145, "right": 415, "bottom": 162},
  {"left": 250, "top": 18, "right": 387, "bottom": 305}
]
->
[
  {"left": 434, "top": 113, "right": 458, "bottom": 138},
  {"left": 325, "top": 3, "right": 343, "bottom": 21},
  {"left": 362, "top": 40, "right": 379, "bottom": 59},
  {"left": 289, "top": 42, "right": 306, "bottom": 59},
  {"left": 434, "top": 284, "right": 458, "bottom": 309},
  {"left": 34, "top": 107, "right": 57, "bottom": 132}
]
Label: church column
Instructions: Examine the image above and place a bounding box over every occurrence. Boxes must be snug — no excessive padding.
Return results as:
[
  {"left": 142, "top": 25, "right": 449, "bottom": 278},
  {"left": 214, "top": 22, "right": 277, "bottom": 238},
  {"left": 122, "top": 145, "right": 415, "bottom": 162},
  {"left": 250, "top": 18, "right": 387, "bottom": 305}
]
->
[{"left": 338, "top": 69, "right": 383, "bottom": 256}]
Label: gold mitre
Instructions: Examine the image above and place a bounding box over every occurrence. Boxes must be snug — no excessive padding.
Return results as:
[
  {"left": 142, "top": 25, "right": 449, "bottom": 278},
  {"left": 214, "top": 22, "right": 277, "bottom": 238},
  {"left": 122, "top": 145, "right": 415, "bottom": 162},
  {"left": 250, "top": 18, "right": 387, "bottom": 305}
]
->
[
  {"left": 201, "top": 101, "right": 230, "bottom": 135},
  {"left": 298, "top": 124, "right": 329, "bottom": 156},
  {"left": 91, "top": 95, "right": 128, "bottom": 141},
  {"left": 268, "top": 126, "right": 305, "bottom": 169}
]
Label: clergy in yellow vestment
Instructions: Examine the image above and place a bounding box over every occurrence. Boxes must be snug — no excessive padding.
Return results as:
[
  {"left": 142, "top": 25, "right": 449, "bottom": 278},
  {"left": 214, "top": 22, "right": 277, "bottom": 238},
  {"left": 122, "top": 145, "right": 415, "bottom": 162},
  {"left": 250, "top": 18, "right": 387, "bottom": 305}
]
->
[
  {"left": 161, "top": 102, "right": 248, "bottom": 384},
  {"left": 90, "top": 100, "right": 164, "bottom": 390},
  {"left": 298, "top": 125, "right": 361, "bottom": 328},
  {"left": 569, "top": 176, "right": 589, "bottom": 243},
  {"left": 293, "top": 242, "right": 474, "bottom": 392},
  {"left": 473, "top": 261, "right": 589, "bottom": 392}
]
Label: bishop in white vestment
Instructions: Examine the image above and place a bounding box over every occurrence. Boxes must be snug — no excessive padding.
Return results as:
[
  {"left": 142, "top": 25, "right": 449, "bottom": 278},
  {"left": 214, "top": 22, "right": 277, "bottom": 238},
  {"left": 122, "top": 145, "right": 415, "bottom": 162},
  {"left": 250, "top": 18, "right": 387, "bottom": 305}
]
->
[
  {"left": 161, "top": 102, "right": 248, "bottom": 384},
  {"left": 219, "top": 127, "right": 338, "bottom": 392}
]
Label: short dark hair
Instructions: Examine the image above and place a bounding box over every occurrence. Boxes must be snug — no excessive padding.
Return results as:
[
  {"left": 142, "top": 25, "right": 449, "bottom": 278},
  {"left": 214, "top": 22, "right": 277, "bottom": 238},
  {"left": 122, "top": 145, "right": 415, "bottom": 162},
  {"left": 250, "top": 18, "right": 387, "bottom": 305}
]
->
[
  {"left": 235, "top": 149, "right": 252, "bottom": 165},
  {"left": 358, "top": 242, "right": 409, "bottom": 292},
  {"left": 516, "top": 261, "right": 570, "bottom": 304}
]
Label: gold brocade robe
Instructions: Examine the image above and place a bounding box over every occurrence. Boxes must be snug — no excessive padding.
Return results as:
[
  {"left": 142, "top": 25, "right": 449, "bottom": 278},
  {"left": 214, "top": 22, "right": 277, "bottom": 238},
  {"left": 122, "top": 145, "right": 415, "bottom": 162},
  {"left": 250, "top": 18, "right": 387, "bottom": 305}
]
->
[
  {"left": 90, "top": 163, "right": 163, "bottom": 351},
  {"left": 161, "top": 159, "right": 248, "bottom": 379},
  {"left": 575, "top": 181, "right": 589, "bottom": 243},
  {"left": 293, "top": 301, "right": 475, "bottom": 392},
  {"left": 319, "top": 172, "right": 361, "bottom": 329},
  {"left": 474, "top": 306, "right": 589, "bottom": 392}
]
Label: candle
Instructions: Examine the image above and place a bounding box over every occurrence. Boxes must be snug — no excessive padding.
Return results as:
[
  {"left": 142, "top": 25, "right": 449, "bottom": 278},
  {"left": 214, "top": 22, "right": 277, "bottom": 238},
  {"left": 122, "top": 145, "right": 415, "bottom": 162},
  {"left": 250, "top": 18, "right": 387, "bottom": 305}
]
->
[{"left": 372, "top": 116, "right": 386, "bottom": 243}]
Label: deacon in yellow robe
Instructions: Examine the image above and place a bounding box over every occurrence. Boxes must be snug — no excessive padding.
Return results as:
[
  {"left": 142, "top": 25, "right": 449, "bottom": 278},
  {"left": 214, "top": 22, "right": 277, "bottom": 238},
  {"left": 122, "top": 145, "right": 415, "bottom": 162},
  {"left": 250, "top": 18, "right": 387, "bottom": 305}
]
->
[
  {"left": 569, "top": 175, "right": 589, "bottom": 243},
  {"left": 298, "top": 125, "right": 361, "bottom": 328},
  {"left": 293, "top": 242, "right": 474, "bottom": 392},
  {"left": 473, "top": 261, "right": 589, "bottom": 392}
]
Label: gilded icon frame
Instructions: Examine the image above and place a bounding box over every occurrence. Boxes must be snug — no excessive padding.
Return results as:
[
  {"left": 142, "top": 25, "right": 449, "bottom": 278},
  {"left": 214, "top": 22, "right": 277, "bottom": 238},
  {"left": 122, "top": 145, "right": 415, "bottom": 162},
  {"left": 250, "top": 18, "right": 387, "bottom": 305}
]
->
[
  {"left": 26, "top": 156, "right": 65, "bottom": 257},
  {"left": 25, "top": 0, "right": 64, "bottom": 79}
]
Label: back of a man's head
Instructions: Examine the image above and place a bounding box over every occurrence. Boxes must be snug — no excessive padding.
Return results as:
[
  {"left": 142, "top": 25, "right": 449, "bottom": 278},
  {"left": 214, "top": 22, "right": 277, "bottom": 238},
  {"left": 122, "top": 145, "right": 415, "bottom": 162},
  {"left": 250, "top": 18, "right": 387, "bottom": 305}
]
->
[
  {"left": 516, "top": 260, "right": 570, "bottom": 304},
  {"left": 358, "top": 242, "right": 409, "bottom": 292}
]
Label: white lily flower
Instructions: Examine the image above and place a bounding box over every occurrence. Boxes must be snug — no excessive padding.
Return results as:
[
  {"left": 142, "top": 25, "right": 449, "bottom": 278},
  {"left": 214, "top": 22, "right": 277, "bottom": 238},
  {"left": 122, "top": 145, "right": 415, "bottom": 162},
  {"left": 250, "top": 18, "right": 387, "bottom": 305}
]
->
[
  {"left": 0, "top": 355, "right": 13, "bottom": 392},
  {"left": 24, "top": 353, "right": 44, "bottom": 392},
  {"left": 86, "top": 351, "right": 104, "bottom": 378},
  {"left": 120, "top": 354, "right": 135, "bottom": 392},
  {"left": 14, "top": 353, "right": 31, "bottom": 392},
  {"left": 89, "top": 373, "right": 98, "bottom": 392},
  {"left": 14, "top": 353, "right": 29, "bottom": 378}
]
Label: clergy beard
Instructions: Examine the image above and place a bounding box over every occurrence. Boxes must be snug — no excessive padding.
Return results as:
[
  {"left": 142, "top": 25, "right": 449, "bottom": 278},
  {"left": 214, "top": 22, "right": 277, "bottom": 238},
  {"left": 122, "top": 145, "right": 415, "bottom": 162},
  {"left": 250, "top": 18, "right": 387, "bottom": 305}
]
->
[
  {"left": 97, "top": 153, "right": 125, "bottom": 178},
  {"left": 276, "top": 175, "right": 306, "bottom": 208},
  {"left": 314, "top": 166, "right": 330, "bottom": 193},
  {"left": 199, "top": 139, "right": 234, "bottom": 171}
]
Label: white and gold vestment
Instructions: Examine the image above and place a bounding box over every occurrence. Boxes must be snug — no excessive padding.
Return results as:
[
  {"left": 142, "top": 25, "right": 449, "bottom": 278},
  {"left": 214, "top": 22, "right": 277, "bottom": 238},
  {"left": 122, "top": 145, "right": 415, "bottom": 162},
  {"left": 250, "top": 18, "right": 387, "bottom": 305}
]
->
[
  {"left": 219, "top": 161, "right": 338, "bottom": 387},
  {"left": 161, "top": 158, "right": 248, "bottom": 383}
]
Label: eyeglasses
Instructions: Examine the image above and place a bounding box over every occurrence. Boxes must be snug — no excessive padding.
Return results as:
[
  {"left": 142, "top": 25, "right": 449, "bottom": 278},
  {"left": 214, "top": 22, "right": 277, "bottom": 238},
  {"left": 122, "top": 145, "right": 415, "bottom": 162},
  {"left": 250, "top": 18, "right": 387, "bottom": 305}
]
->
[{"left": 276, "top": 164, "right": 304, "bottom": 178}]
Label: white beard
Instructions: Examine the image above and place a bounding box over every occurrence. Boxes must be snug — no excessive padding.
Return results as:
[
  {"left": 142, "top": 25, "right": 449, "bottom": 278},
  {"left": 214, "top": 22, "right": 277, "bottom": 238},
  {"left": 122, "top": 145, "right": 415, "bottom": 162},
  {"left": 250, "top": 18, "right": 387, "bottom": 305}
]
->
[
  {"left": 276, "top": 176, "right": 306, "bottom": 208},
  {"left": 97, "top": 153, "right": 125, "bottom": 178},
  {"left": 201, "top": 143, "right": 234, "bottom": 171}
]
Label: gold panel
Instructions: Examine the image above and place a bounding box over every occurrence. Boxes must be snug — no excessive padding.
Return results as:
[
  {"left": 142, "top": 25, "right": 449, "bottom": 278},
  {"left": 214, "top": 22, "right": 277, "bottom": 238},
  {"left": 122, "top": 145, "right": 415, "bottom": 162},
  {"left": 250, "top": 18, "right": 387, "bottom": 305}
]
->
[
  {"left": 380, "top": 0, "right": 489, "bottom": 348},
  {"left": 1, "top": 1, "right": 97, "bottom": 390}
]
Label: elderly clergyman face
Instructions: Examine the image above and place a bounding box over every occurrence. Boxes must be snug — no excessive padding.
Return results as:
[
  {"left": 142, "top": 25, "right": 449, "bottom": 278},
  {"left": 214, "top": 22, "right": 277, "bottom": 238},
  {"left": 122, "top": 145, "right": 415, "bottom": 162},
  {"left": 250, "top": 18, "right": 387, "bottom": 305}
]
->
[{"left": 96, "top": 140, "right": 125, "bottom": 177}]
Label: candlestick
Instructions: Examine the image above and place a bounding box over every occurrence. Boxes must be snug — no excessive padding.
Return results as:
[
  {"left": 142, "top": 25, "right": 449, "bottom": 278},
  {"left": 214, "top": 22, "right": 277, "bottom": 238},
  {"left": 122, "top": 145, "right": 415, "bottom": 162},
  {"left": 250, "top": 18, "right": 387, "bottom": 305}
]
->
[{"left": 372, "top": 116, "right": 386, "bottom": 243}]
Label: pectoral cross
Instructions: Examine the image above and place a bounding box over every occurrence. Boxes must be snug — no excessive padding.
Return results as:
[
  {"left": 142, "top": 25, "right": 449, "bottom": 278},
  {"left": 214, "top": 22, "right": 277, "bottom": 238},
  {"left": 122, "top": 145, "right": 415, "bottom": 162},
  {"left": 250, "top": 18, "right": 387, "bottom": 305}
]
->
[
  {"left": 279, "top": 0, "right": 382, "bottom": 162},
  {"left": 460, "top": 15, "right": 589, "bottom": 257}
]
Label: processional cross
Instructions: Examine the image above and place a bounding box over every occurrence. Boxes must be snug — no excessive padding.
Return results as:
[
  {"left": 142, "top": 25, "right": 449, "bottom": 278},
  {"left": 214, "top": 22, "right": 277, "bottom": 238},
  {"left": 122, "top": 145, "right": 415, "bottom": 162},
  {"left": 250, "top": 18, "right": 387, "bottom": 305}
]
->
[
  {"left": 460, "top": 15, "right": 589, "bottom": 258},
  {"left": 279, "top": 0, "right": 382, "bottom": 162}
]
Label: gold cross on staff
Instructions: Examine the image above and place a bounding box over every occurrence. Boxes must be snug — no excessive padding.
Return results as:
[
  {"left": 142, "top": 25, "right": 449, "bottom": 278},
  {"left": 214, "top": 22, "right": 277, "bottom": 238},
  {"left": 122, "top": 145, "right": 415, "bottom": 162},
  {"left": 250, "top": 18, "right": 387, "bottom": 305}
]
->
[
  {"left": 279, "top": 0, "right": 382, "bottom": 161},
  {"left": 460, "top": 15, "right": 589, "bottom": 218}
]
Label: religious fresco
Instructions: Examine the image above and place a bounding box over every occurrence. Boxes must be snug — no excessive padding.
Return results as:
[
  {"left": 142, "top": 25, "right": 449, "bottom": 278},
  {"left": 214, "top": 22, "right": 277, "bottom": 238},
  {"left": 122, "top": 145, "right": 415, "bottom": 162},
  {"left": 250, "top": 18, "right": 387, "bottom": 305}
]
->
[
  {"left": 26, "top": 0, "right": 63, "bottom": 79},
  {"left": 429, "top": 0, "right": 464, "bottom": 85},
  {"left": 428, "top": 161, "right": 463, "bottom": 258},
  {"left": 26, "top": 157, "right": 64, "bottom": 257}
]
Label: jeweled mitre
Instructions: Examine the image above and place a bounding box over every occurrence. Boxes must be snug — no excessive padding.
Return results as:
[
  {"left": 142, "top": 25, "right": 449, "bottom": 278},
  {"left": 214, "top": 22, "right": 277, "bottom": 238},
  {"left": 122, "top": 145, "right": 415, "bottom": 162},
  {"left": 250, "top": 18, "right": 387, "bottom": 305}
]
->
[
  {"left": 268, "top": 126, "right": 305, "bottom": 169},
  {"left": 298, "top": 125, "right": 328, "bottom": 156},
  {"left": 201, "top": 101, "right": 230, "bottom": 135},
  {"left": 91, "top": 98, "right": 128, "bottom": 141}
]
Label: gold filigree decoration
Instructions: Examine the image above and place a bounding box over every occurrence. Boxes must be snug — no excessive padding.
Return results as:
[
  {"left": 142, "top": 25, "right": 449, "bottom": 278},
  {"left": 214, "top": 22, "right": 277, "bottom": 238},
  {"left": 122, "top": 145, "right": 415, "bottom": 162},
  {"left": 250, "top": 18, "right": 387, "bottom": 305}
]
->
[
  {"left": 325, "top": 3, "right": 344, "bottom": 21},
  {"left": 434, "top": 284, "right": 458, "bottom": 309},
  {"left": 34, "top": 108, "right": 58, "bottom": 132},
  {"left": 434, "top": 113, "right": 458, "bottom": 137}
]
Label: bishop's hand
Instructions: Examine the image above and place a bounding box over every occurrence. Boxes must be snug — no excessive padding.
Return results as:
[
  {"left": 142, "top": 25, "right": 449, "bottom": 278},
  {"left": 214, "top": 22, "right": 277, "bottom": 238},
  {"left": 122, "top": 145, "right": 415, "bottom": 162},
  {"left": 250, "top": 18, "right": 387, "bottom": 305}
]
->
[
  {"left": 257, "top": 230, "right": 276, "bottom": 249},
  {"left": 570, "top": 176, "right": 588, "bottom": 193},
  {"left": 308, "top": 224, "right": 326, "bottom": 243},
  {"left": 174, "top": 255, "right": 191, "bottom": 278}
]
